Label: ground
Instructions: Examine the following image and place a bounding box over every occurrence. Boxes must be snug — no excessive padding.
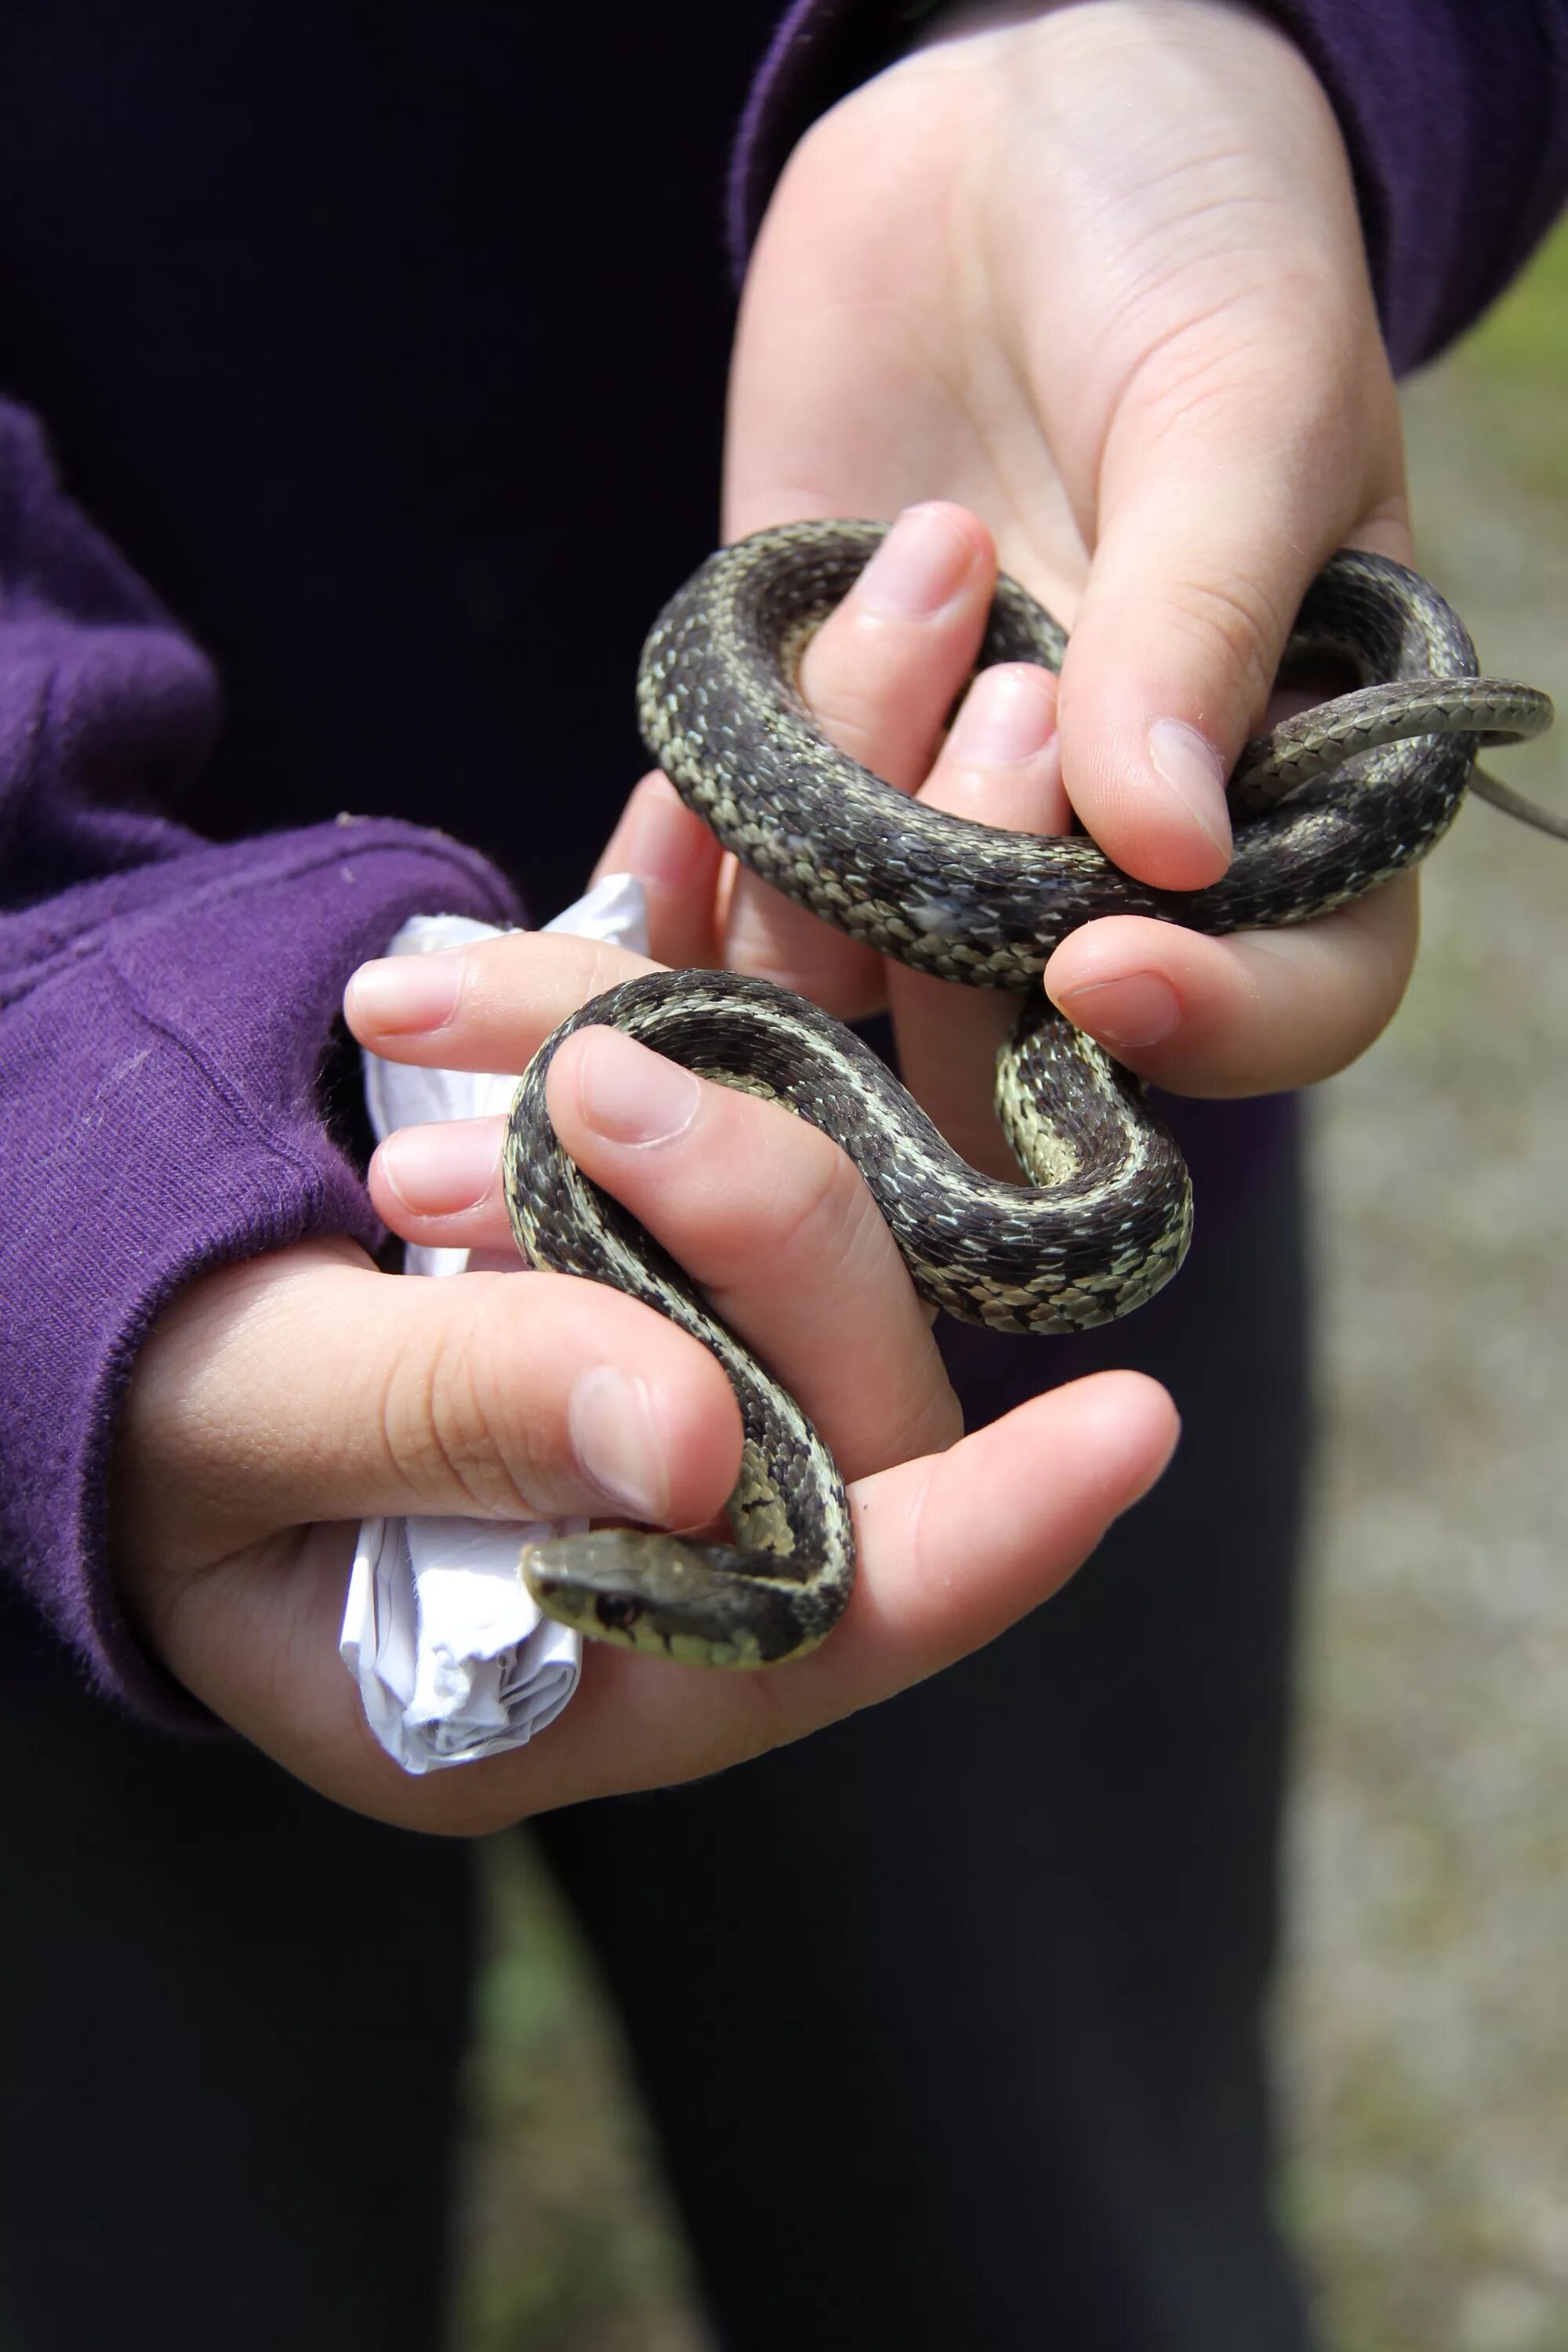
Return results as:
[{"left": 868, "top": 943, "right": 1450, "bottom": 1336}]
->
[{"left": 448, "top": 232, "right": 1568, "bottom": 2352}]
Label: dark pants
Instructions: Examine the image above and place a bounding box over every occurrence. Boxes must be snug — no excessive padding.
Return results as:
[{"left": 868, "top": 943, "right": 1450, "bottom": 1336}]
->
[{"left": 0, "top": 1103, "right": 1312, "bottom": 2352}]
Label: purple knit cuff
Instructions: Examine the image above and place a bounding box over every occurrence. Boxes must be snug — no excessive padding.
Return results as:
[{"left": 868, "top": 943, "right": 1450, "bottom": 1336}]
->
[
  {"left": 1264, "top": 0, "right": 1568, "bottom": 371},
  {"left": 1, "top": 821, "right": 517, "bottom": 1729},
  {"left": 728, "top": 0, "right": 938, "bottom": 272}
]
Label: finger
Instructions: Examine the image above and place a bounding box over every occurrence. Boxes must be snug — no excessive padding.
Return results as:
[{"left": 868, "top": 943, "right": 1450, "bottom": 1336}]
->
[
  {"left": 344, "top": 928, "right": 659, "bottom": 1073},
  {"left": 156, "top": 1366, "right": 1178, "bottom": 1835},
  {"left": 1044, "top": 874, "right": 1420, "bottom": 1096},
  {"left": 798, "top": 504, "right": 997, "bottom": 787},
  {"left": 369, "top": 1115, "right": 514, "bottom": 1246},
  {"left": 887, "top": 659, "right": 1068, "bottom": 1173},
  {"left": 590, "top": 768, "right": 728, "bottom": 970},
  {"left": 916, "top": 662, "right": 1068, "bottom": 836},
  {"left": 114, "top": 1238, "right": 743, "bottom": 1574},
  {"left": 372, "top": 1030, "right": 960, "bottom": 1474},
  {"left": 724, "top": 501, "right": 997, "bottom": 1016},
  {"left": 1057, "top": 365, "right": 1409, "bottom": 891},
  {"left": 550, "top": 1027, "right": 958, "bottom": 1473},
  {"left": 505, "top": 1369, "right": 1181, "bottom": 1818}
]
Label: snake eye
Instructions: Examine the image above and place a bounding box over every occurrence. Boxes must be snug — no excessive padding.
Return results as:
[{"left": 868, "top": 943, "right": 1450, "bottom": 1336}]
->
[{"left": 596, "top": 1595, "right": 644, "bottom": 1633}]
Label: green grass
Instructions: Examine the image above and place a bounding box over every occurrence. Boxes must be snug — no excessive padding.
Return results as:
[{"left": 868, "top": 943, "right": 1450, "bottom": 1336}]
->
[
  {"left": 448, "top": 1843, "right": 707, "bottom": 2352},
  {"left": 1446, "top": 216, "right": 1568, "bottom": 497},
  {"left": 1464, "top": 215, "right": 1568, "bottom": 383}
]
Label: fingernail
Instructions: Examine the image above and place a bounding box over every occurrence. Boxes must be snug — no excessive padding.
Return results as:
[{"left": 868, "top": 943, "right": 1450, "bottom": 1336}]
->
[
  {"left": 857, "top": 504, "right": 975, "bottom": 619},
  {"left": 1147, "top": 719, "right": 1232, "bottom": 855},
  {"left": 569, "top": 1365, "right": 668, "bottom": 1519},
  {"left": 347, "top": 950, "right": 466, "bottom": 1034},
  {"left": 947, "top": 665, "right": 1056, "bottom": 766},
  {"left": 620, "top": 777, "right": 703, "bottom": 888},
  {"left": 1054, "top": 972, "right": 1181, "bottom": 1050},
  {"left": 376, "top": 1119, "right": 499, "bottom": 1215},
  {"left": 575, "top": 1026, "right": 700, "bottom": 1145}
]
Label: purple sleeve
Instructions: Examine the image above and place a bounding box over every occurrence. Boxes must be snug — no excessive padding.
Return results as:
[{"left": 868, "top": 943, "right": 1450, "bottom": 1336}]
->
[
  {"left": 731, "top": 0, "right": 1568, "bottom": 373},
  {"left": 0, "top": 405, "right": 518, "bottom": 1726}
]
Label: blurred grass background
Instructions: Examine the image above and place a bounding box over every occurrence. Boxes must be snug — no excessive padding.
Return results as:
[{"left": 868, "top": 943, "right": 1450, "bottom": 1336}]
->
[
  {"left": 1279, "top": 236, "right": 1568, "bottom": 2350},
  {"left": 447, "top": 228, "right": 1568, "bottom": 2352}
]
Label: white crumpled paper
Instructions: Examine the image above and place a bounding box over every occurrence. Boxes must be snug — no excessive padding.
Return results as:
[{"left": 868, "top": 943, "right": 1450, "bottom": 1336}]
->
[{"left": 339, "top": 874, "right": 650, "bottom": 1773}]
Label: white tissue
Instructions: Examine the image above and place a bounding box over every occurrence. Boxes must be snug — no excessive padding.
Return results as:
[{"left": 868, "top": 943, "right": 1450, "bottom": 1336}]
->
[{"left": 340, "top": 874, "right": 651, "bottom": 1773}]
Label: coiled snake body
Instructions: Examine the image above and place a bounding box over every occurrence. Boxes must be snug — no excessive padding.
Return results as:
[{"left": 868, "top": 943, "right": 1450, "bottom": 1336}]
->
[{"left": 503, "top": 521, "right": 1553, "bottom": 1668}]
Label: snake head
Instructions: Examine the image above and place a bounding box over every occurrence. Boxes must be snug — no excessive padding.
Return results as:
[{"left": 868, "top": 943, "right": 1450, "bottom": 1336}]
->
[{"left": 520, "top": 1529, "right": 837, "bottom": 1668}]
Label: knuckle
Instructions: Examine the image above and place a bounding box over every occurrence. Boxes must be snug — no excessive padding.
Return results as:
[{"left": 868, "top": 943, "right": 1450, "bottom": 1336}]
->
[
  {"left": 1087, "top": 568, "right": 1287, "bottom": 722},
  {"left": 1123, "top": 274, "right": 1363, "bottom": 438},
  {"left": 756, "top": 1122, "right": 886, "bottom": 1289},
  {"left": 1165, "top": 572, "right": 1289, "bottom": 715},
  {"left": 379, "top": 1303, "right": 535, "bottom": 1515},
  {"left": 694, "top": 1100, "right": 878, "bottom": 1298}
]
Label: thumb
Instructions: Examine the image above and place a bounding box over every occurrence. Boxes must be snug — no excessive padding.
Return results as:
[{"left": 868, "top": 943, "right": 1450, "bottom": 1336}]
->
[
  {"left": 1055, "top": 387, "right": 1408, "bottom": 891},
  {"left": 114, "top": 1237, "right": 741, "bottom": 1582}
]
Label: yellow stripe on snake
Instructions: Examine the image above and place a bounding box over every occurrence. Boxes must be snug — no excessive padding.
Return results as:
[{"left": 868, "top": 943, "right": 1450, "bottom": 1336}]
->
[{"left": 503, "top": 521, "right": 1555, "bottom": 1668}]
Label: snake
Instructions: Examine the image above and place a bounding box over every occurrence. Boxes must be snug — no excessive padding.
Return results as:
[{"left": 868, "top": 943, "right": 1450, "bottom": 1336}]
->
[{"left": 502, "top": 520, "right": 1555, "bottom": 1668}]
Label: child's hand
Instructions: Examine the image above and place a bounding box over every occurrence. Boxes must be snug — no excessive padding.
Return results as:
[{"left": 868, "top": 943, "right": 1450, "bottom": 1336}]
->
[
  {"left": 109, "top": 786, "right": 1176, "bottom": 1837},
  {"left": 718, "top": 0, "right": 1419, "bottom": 1152}
]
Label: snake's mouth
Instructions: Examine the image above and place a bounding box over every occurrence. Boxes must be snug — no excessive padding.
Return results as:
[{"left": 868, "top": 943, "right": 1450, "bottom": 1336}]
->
[{"left": 520, "top": 1531, "right": 840, "bottom": 1668}]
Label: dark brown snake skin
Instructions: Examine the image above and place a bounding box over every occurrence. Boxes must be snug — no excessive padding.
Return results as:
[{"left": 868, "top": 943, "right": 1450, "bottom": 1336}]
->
[{"left": 502, "top": 522, "right": 1555, "bottom": 1668}]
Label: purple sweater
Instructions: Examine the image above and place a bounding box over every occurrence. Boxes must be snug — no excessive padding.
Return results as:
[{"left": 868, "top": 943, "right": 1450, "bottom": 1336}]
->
[{"left": 2, "top": 0, "right": 1565, "bottom": 1728}]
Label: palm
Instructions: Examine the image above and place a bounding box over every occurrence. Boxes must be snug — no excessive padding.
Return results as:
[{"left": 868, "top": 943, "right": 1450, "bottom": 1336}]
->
[{"left": 726, "top": 61, "right": 1087, "bottom": 615}]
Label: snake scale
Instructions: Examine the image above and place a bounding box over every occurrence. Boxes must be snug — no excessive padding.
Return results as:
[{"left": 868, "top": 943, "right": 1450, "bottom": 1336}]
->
[{"left": 503, "top": 520, "right": 1555, "bottom": 1668}]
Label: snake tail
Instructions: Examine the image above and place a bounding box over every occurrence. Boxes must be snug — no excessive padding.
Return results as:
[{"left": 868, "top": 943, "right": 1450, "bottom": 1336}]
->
[{"left": 637, "top": 521, "right": 1555, "bottom": 981}]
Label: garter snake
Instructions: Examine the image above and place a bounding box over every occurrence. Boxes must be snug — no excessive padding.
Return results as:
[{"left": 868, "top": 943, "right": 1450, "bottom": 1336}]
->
[{"left": 503, "top": 521, "right": 1555, "bottom": 1668}]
